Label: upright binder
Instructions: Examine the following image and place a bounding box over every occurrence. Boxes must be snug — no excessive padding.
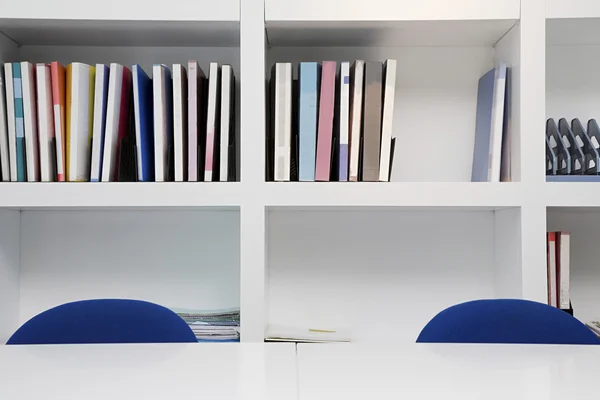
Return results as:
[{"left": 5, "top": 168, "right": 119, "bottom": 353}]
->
[{"left": 558, "top": 118, "right": 584, "bottom": 175}]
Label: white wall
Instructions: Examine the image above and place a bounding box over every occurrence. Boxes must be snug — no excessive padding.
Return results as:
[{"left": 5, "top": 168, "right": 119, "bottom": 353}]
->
[
  {"left": 19, "top": 210, "right": 240, "bottom": 323},
  {"left": 267, "top": 209, "right": 500, "bottom": 342}
]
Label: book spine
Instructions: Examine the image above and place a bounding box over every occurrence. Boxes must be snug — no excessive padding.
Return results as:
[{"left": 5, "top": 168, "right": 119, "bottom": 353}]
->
[
  {"left": 558, "top": 232, "right": 570, "bottom": 309},
  {"left": 91, "top": 65, "right": 108, "bottom": 182},
  {"left": 36, "top": 64, "right": 55, "bottom": 182},
  {"left": 362, "top": 62, "right": 383, "bottom": 182},
  {"left": 349, "top": 61, "right": 364, "bottom": 182},
  {"left": 51, "top": 62, "right": 66, "bottom": 182},
  {"left": 274, "top": 63, "right": 292, "bottom": 182},
  {"left": 298, "top": 62, "right": 319, "bottom": 182},
  {"left": 13, "top": 63, "right": 26, "bottom": 182},
  {"left": 115, "top": 66, "right": 131, "bottom": 181},
  {"left": 188, "top": 61, "right": 198, "bottom": 181},
  {"left": 0, "top": 67, "right": 8, "bottom": 181},
  {"left": 66, "top": 64, "right": 72, "bottom": 181},
  {"left": 378, "top": 59, "right": 397, "bottom": 182},
  {"left": 153, "top": 65, "right": 165, "bottom": 181},
  {"left": 489, "top": 63, "right": 507, "bottom": 182},
  {"left": 85, "top": 65, "right": 95, "bottom": 181},
  {"left": 173, "top": 64, "right": 187, "bottom": 182},
  {"left": 338, "top": 62, "right": 350, "bottom": 182},
  {"left": 219, "top": 65, "right": 232, "bottom": 182},
  {"left": 547, "top": 232, "right": 558, "bottom": 308},
  {"left": 4, "top": 63, "right": 17, "bottom": 181},
  {"left": 315, "top": 61, "right": 336, "bottom": 182},
  {"left": 205, "top": 63, "right": 220, "bottom": 182},
  {"left": 21, "top": 62, "right": 39, "bottom": 182}
]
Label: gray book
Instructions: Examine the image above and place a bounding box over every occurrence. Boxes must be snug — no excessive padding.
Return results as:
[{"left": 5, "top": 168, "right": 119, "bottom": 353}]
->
[{"left": 361, "top": 62, "right": 383, "bottom": 182}]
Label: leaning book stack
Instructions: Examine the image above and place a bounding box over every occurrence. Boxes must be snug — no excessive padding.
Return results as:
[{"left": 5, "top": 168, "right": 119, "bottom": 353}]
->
[{"left": 0, "top": 61, "right": 237, "bottom": 182}]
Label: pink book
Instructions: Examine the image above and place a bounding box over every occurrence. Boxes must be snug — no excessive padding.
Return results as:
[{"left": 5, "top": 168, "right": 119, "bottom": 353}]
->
[{"left": 315, "top": 61, "right": 336, "bottom": 181}]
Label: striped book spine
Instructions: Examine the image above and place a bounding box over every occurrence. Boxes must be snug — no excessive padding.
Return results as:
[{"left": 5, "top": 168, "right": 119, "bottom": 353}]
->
[{"left": 13, "top": 63, "right": 25, "bottom": 182}]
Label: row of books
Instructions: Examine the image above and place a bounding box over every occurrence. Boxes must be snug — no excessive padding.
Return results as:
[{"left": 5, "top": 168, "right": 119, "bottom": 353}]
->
[
  {"left": 546, "top": 118, "right": 600, "bottom": 181},
  {"left": 546, "top": 231, "right": 571, "bottom": 310},
  {"left": 0, "top": 61, "right": 236, "bottom": 183},
  {"left": 471, "top": 63, "right": 512, "bottom": 182},
  {"left": 174, "top": 307, "right": 240, "bottom": 342},
  {"left": 266, "top": 60, "right": 397, "bottom": 182}
]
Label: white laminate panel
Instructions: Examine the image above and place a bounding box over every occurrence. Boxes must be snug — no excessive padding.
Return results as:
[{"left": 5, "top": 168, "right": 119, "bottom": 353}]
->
[
  {"left": 297, "top": 343, "right": 599, "bottom": 399},
  {"left": 0, "top": 343, "right": 297, "bottom": 400}
]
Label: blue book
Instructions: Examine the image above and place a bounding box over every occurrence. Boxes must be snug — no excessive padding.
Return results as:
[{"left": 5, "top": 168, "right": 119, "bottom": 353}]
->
[
  {"left": 133, "top": 65, "right": 155, "bottom": 182},
  {"left": 298, "top": 62, "right": 320, "bottom": 181},
  {"left": 471, "top": 68, "right": 495, "bottom": 182},
  {"left": 12, "top": 63, "right": 25, "bottom": 182}
]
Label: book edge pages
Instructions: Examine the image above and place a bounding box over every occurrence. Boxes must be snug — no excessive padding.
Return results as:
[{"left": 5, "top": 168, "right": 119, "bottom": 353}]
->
[
  {"left": 22, "top": 62, "right": 39, "bottom": 181},
  {"left": 36, "top": 64, "right": 54, "bottom": 182},
  {"left": 349, "top": 61, "right": 364, "bottom": 182},
  {"left": 559, "top": 232, "right": 570, "bottom": 309},
  {"left": 91, "top": 65, "right": 106, "bottom": 182},
  {"left": 488, "top": 63, "right": 507, "bottom": 182},
  {"left": 153, "top": 65, "right": 165, "bottom": 182}
]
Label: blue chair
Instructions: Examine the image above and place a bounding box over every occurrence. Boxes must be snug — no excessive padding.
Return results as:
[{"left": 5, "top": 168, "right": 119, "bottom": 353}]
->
[
  {"left": 7, "top": 299, "right": 197, "bottom": 345},
  {"left": 417, "top": 299, "right": 600, "bottom": 345}
]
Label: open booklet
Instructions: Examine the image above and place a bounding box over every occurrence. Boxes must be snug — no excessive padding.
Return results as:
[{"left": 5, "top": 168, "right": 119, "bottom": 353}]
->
[{"left": 265, "top": 324, "right": 351, "bottom": 343}]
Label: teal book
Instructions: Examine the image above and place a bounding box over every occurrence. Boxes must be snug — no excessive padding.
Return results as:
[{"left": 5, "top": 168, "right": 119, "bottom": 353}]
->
[
  {"left": 298, "top": 62, "right": 320, "bottom": 181},
  {"left": 13, "top": 63, "right": 25, "bottom": 182}
]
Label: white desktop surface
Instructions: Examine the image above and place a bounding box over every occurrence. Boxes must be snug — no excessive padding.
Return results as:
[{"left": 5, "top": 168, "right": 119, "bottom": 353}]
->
[
  {"left": 297, "top": 343, "right": 600, "bottom": 400},
  {"left": 0, "top": 343, "right": 297, "bottom": 400}
]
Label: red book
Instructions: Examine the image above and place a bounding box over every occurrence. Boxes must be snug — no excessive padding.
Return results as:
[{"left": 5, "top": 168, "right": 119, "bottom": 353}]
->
[
  {"left": 50, "top": 62, "right": 66, "bottom": 182},
  {"left": 315, "top": 61, "right": 336, "bottom": 182}
]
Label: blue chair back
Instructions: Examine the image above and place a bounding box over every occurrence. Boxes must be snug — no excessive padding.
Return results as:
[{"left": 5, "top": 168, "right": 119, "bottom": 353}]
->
[
  {"left": 7, "top": 299, "right": 197, "bottom": 345},
  {"left": 417, "top": 299, "right": 600, "bottom": 345}
]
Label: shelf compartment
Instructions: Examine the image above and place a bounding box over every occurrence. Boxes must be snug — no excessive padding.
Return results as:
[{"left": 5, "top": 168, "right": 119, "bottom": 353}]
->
[
  {"left": 266, "top": 206, "right": 524, "bottom": 342},
  {"left": 266, "top": 17, "right": 521, "bottom": 182},
  {"left": 0, "top": 209, "right": 240, "bottom": 342},
  {"left": 547, "top": 207, "right": 600, "bottom": 324}
]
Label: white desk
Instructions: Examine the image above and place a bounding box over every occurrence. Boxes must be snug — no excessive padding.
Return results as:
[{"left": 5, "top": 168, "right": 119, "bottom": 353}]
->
[
  {"left": 297, "top": 343, "right": 600, "bottom": 400},
  {"left": 0, "top": 343, "right": 297, "bottom": 400}
]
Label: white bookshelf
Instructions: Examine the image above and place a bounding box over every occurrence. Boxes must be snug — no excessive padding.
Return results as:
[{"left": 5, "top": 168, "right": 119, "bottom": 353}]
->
[{"left": 0, "top": 0, "right": 596, "bottom": 344}]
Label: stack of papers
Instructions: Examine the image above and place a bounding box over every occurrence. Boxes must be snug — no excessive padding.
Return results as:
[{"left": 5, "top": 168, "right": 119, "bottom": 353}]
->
[
  {"left": 265, "top": 324, "right": 351, "bottom": 343},
  {"left": 586, "top": 321, "right": 600, "bottom": 337},
  {"left": 172, "top": 307, "right": 240, "bottom": 342}
]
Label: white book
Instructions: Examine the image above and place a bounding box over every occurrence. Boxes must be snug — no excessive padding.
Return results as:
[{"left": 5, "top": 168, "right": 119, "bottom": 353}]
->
[
  {"left": 187, "top": 61, "right": 204, "bottom": 181},
  {"left": 4, "top": 64, "right": 17, "bottom": 181},
  {"left": 220, "top": 65, "right": 234, "bottom": 182},
  {"left": 205, "top": 62, "right": 220, "bottom": 182},
  {"left": 101, "top": 63, "right": 126, "bottom": 182},
  {"left": 558, "top": 232, "right": 571, "bottom": 310},
  {"left": 489, "top": 63, "right": 507, "bottom": 182},
  {"left": 349, "top": 60, "right": 364, "bottom": 182},
  {"left": 153, "top": 64, "right": 172, "bottom": 182},
  {"left": 274, "top": 63, "right": 292, "bottom": 182},
  {"left": 338, "top": 62, "right": 350, "bottom": 181},
  {"left": 90, "top": 65, "right": 109, "bottom": 182},
  {"left": 548, "top": 233, "right": 558, "bottom": 308},
  {"left": 68, "top": 63, "right": 94, "bottom": 181},
  {"left": 0, "top": 68, "right": 10, "bottom": 181},
  {"left": 173, "top": 64, "right": 188, "bottom": 182},
  {"left": 378, "top": 59, "right": 397, "bottom": 182},
  {"left": 21, "top": 62, "right": 40, "bottom": 182},
  {"left": 35, "top": 64, "right": 56, "bottom": 182}
]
